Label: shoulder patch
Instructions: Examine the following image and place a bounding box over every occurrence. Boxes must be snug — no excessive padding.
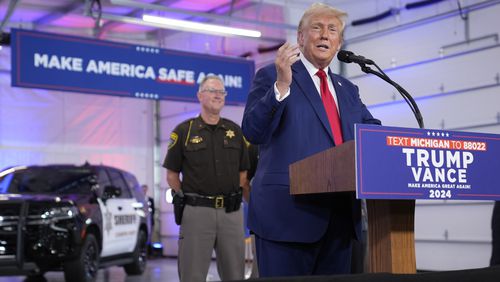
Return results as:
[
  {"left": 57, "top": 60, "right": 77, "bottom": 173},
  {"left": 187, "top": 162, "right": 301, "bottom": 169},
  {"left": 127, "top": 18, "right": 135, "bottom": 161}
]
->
[{"left": 168, "top": 132, "right": 178, "bottom": 150}]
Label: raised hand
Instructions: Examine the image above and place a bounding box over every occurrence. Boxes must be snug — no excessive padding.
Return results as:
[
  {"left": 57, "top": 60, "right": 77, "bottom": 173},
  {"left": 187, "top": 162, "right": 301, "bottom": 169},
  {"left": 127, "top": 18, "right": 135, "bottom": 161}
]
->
[{"left": 275, "top": 42, "right": 300, "bottom": 98}]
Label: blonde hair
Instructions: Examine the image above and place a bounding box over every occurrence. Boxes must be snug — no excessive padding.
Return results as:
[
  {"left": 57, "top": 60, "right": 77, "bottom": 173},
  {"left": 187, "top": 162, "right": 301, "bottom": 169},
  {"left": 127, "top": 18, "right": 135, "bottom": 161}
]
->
[{"left": 298, "top": 3, "right": 348, "bottom": 41}]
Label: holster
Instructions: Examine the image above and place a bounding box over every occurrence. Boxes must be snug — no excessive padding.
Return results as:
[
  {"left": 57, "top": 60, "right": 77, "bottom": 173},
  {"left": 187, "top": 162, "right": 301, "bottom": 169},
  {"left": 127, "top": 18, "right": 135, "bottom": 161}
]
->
[
  {"left": 172, "top": 192, "right": 186, "bottom": 225},
  {"left": 225, "top": 190, "right": 242, "bottom": 213}
]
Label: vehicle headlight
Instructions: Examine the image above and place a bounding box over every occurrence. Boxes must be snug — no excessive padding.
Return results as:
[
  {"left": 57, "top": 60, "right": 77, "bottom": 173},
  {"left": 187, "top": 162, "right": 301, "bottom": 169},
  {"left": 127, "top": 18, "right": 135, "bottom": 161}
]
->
[
  {"left": 40, "top": 206, "right": 79, "bottom": 220},
  {"left": 27, "top": 205, "right": 79, "bottom": 226}
]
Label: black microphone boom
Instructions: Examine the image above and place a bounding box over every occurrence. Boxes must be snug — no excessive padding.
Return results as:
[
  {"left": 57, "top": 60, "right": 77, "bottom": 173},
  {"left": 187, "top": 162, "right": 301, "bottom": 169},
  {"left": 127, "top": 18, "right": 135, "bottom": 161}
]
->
[
  {"left": 337, "top": 50, "right": 374, "bottom": 65},
  {"left": 337, "top": 50, "right": 425, "bottom": 129}
]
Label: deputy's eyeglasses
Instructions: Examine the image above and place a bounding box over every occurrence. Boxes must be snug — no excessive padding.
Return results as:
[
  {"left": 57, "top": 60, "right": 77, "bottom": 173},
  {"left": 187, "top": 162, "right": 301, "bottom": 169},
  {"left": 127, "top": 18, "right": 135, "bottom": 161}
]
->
[{"left": 201, "top": 88, "right": 227, "bottom": 96}]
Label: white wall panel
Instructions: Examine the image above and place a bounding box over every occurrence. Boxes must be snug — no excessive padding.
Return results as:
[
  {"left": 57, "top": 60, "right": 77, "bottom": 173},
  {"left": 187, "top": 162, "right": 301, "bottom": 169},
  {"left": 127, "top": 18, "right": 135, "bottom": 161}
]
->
[
  {"left": 415, "top": 201, "right": 493, "bottom": 240},
  {"left": 368, "top": 84, "right": 500, "bottom": 129},
  {"left": 347, "top": 18, "right": 465, "bottom": 76},
  {"left": 459, "top": 124, "right": 500, "bottom": 134},
  {"left": 416, "top": 241, "right": 491, "bottom": 270},
  {"left": 468, "top": 4, "right": 500, "bottom": 38},
  {"left": 352, "top": 46, "right": 500, "bottom": 107},
  {"left": 344, "top": 0, "right": 488, "bottom": 42}
]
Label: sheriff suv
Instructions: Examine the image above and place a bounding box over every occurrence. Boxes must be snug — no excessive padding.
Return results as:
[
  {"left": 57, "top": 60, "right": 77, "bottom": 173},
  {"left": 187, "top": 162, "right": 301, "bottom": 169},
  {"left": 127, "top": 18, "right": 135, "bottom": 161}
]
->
[{"left": 0, "top": 163, "right": 151, "bottom": 282}]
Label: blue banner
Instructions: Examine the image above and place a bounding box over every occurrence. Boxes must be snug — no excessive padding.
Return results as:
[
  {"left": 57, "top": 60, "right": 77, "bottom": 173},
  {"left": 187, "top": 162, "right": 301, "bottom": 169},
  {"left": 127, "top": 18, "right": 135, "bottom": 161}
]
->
[
  {"left": 356, "top": 124, "right": 500, "bottom": 200},
  {"left": 11, "top": 29, "right": 255, "bottom": 105}
]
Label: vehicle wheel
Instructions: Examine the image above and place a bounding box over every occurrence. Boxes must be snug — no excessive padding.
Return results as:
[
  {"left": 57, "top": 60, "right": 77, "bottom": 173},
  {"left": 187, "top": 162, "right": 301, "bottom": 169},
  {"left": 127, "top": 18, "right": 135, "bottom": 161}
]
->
[
  {"left": 124, "top": 229, "right": 147, "bottom": 275},
  {"left": 63, "top": 233, "right": 99, "bottom": 282}
]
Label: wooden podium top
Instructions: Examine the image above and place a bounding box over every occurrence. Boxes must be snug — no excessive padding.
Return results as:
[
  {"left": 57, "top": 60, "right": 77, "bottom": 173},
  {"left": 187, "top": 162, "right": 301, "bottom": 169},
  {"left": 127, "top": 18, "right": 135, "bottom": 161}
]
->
[{"left": 289, "top": 140, "right": 355, "bottom": 195}]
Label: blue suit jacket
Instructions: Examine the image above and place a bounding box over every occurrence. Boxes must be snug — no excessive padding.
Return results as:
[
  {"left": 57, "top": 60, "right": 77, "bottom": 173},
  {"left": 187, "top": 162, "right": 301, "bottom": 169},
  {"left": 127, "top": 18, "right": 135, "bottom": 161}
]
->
[{"left": 242, "top": 61, "right": 381, "bottom": 243}]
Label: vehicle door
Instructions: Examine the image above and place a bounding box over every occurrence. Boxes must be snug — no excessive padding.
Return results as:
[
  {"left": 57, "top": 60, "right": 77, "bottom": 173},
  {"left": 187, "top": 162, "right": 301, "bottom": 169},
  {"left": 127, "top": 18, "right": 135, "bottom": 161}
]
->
[
  {"left": 105, "top": 168, "right": 139, "bottom": 255},
  {"left": 97, "top": 168, "right": 139, "bottom": 257}
]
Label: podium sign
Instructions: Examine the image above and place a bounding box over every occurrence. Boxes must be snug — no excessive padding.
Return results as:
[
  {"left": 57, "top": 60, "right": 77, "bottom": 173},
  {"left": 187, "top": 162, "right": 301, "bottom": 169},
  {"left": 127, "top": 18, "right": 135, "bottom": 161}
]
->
[{"left": 356, "top": 124, "right": 500, "bottom": 200}]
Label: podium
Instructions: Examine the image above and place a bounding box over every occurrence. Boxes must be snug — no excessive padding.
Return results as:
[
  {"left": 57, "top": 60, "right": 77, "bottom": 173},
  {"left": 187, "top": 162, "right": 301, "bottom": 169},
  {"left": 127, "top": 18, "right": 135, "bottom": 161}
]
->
[{"left": 289, "top": 140, "right": 416, "bottom": 273}]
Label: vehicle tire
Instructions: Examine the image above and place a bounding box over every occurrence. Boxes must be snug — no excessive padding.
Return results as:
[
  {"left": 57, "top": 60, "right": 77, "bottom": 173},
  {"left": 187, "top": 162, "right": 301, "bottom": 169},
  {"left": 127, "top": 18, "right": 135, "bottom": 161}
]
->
[
  {"left": 63, "top": 233, "right": 99, "bottom": 282},
  {"left": 123, "top": 229, "right": 147, "bottom": 275}
]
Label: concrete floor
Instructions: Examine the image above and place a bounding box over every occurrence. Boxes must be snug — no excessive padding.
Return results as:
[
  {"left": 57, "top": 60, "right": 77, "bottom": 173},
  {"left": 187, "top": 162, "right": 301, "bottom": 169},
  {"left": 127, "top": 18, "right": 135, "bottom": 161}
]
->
[{"left": 0, "top": 257, "right": 224, "bottom": 282}]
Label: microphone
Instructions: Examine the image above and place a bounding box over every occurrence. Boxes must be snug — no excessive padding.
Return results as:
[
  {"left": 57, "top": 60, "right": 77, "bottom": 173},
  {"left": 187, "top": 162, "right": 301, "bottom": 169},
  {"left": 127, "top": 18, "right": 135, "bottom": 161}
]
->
[{"left": 337, "top": 50, "right": 374, "bottom": 65}]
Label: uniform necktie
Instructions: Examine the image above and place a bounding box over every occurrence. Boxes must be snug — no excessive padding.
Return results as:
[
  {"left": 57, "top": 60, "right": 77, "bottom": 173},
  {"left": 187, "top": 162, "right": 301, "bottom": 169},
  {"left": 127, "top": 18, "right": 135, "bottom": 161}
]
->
[{"left": 316, "top": 69, "right": 343, "bottom": 145}]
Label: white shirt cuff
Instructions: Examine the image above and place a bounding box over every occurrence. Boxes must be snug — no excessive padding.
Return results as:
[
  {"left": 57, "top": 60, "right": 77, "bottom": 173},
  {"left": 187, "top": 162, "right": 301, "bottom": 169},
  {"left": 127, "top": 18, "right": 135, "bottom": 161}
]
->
[{"left": 274, "top": 82, "right": 290, "bottom": 102}]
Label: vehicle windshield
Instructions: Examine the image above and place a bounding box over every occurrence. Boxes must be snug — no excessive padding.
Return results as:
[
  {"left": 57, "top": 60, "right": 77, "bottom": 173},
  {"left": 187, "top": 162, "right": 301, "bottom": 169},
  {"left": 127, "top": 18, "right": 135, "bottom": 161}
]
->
[{"left": 0, "top": 167, "right": 94, "bottom": 194}]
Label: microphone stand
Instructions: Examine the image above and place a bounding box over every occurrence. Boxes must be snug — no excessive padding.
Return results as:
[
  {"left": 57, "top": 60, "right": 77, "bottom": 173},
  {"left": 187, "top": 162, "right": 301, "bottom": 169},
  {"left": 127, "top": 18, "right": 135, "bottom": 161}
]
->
[{"left": 358, "top": 63, "right": 425, "bottom": 129}]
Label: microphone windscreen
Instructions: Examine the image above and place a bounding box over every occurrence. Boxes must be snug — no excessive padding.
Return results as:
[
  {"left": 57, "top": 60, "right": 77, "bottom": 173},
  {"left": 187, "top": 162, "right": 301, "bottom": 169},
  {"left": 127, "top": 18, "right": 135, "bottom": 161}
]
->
[{"left": 337, "top": 50, "right": 353, "bottom": 63}]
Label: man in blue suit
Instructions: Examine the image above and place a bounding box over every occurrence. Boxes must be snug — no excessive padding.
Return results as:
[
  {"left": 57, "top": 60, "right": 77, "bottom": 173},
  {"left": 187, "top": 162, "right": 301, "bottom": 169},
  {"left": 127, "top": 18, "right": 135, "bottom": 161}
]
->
[{"left": 242, "top": 3, "right": 381, "bottom": 277}]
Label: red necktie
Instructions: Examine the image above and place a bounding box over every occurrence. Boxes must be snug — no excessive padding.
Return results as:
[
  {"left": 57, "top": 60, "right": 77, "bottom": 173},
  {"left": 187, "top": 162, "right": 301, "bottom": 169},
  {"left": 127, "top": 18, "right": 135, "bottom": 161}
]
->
[{"left": 316, "top": 69, "right": 343, "bottom": 145}]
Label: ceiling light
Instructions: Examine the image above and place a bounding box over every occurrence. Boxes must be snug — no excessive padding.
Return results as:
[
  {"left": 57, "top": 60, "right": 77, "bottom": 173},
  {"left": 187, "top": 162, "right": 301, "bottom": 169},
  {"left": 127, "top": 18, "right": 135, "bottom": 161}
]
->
[{"left": 142, "top": 14, "right": 261, "bottom": 38}]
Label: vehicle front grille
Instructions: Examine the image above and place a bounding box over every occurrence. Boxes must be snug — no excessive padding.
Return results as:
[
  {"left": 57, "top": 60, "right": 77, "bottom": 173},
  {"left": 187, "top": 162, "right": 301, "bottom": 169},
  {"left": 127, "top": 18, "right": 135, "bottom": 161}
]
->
[{"left": 0, "top": 202, "right": 25, "bottom": 261}]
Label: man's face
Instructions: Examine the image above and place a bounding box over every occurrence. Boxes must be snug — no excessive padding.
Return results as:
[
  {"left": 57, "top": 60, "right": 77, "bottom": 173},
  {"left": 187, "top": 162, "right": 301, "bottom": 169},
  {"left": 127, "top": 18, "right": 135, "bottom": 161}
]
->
[
  {"left": 197, "top": 78, "right": 226, "bottom": 114},
  {"left": 298, "top": 10, "right": 342, "bottom": 69}
]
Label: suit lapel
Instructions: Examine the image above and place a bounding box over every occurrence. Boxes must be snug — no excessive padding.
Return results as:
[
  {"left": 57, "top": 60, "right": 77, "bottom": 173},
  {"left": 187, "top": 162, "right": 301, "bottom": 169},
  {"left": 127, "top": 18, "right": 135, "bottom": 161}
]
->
[
  {"left": 292, "top": 61, "right": 334, "bottom": 142},
  {"left": 330, "top": 70, "right": 350, "bottom": 140}
]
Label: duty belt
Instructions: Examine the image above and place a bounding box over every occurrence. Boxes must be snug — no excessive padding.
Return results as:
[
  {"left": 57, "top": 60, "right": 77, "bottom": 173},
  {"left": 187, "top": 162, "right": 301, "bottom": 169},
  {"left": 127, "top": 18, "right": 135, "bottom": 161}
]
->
[{"left": 184, "top": 192, "right": 240, "bottom": 209}]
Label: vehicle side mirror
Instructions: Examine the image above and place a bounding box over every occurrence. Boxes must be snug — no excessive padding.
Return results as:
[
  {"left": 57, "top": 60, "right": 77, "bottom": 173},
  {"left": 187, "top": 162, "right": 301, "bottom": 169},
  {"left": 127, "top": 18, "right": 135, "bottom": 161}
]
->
[{"left": 103, "top": 185, "right": 121, "bottom": 200}]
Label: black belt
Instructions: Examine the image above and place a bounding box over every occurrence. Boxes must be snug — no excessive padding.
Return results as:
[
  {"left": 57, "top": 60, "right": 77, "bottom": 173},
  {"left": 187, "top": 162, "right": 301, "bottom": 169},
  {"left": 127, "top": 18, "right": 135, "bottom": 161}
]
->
[{"left": 184, "top": 192, "right": 241, "bottom": 209}]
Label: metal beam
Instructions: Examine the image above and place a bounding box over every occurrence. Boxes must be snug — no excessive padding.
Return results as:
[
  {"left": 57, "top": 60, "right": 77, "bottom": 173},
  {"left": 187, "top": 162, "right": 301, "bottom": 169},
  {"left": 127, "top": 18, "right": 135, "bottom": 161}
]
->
[
  {"left": 0, "top": 0, "right": 20, "bottom": 33},
  {"left": 345, "top": 0, "right": 500, "bottom": 45},
  {"left": 99, "top": 12, "right": 284, "bottom": 42},
  {"left": 145, "top": 0, "right": 258, "bottom": 41},
  {"left": 109, "top": 0, "right": 297, "bottom": 30},
  {"left": 97, "top": 0, "right": 177, "bottom": 38}
]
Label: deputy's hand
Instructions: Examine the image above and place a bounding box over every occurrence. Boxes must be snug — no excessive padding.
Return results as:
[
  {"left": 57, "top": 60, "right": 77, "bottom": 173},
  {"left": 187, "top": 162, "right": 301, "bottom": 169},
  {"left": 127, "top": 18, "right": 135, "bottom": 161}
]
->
[{"left": 275, "top": 42, "right": 300, "bottom": 98}]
